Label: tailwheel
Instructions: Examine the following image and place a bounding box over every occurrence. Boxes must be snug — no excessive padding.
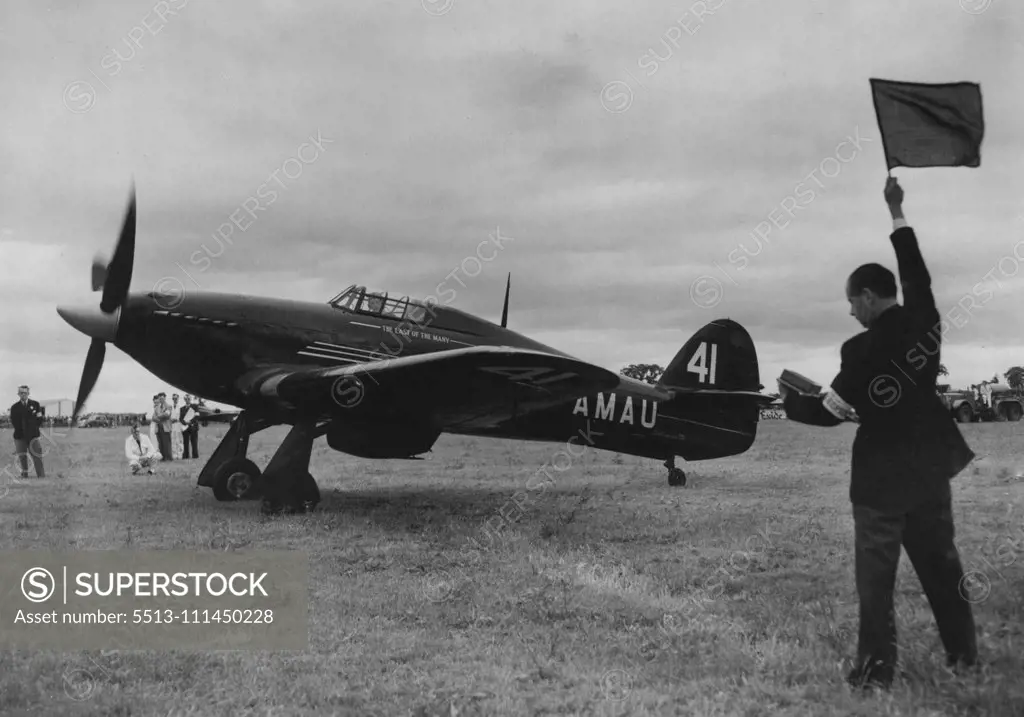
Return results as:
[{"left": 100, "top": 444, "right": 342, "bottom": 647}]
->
[
  {"left": 212, "top": 458, "right": 263, "bottom": 501},
  {"left": 664, "top": 456, "right": 687, "bottom": 488}
]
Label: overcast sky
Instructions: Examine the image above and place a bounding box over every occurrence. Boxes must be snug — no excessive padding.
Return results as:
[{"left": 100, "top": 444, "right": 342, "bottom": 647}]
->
[{"left": 2, "top": 0, "right": 1022, "bottom": 412}]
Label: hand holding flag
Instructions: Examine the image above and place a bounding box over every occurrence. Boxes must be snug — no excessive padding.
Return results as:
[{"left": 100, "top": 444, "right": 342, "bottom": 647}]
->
[{"left": 883, "top": 176, "right": 903, "bottom": 207}]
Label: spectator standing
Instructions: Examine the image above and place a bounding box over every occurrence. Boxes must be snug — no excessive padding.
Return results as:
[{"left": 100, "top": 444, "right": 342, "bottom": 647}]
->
[
  {"left": 170, "top": 393, "right": 184, "bottom": 459},
  {"left": 10, "top": 385, "right": 45, "bottom": 478},
  {"left": 181, "top": 394, "right": 200, "bottom": 459},
  {"left": 153, "top": 393, "right": 173, "bottom": 461},
  {"left": 149, "top": 395, "right": 159, "bottom": 446}
]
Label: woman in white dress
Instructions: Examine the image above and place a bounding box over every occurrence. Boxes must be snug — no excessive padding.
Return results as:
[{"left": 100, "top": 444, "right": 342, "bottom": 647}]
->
[
  {"left": 170, "top": 393, "right": 184, "bottom": 460},
  {"left": 149, "top": 395, "right": 159, "bottom": 446}
]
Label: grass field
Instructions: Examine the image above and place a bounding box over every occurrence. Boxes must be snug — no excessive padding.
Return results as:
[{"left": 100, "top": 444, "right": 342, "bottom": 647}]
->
[{"left": 1, "top": 419, "right": 1022, "bottom": 716}]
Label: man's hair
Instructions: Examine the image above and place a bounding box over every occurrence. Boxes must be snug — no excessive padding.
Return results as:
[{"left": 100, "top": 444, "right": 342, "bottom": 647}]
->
[
  {"left": 848, "top": 263, "right": 897, "bottom": 299},
  {"left": 18, "top": 385, "right": 28, "bottom": 391}
]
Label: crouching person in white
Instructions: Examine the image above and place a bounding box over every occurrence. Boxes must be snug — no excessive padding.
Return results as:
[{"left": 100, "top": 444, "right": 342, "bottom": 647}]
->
[{"left": 126, "top": 423, "right": 161, "bottom": 474}]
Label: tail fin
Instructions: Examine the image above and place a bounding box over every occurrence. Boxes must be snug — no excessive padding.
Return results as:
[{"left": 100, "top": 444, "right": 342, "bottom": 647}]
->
[
  {"left": 658, "top": 319, "right": 761, "bottom": 392},
  {"left": 659, "top": 319, "right": 764, "bottom": 459}
]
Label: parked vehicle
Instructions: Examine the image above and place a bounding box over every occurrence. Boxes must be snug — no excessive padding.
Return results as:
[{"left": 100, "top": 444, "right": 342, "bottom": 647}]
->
[
  {"left": 77, "top": 414, "right": 111, "bottom": 428},
  {"left": 939, "top": 383, "right": 1023, "bottom": 423}
]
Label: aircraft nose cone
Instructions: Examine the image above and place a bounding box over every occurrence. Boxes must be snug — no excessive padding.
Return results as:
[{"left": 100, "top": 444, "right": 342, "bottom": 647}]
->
[{"left": 56, "top": 304, "right": 119, "bottom": 343}]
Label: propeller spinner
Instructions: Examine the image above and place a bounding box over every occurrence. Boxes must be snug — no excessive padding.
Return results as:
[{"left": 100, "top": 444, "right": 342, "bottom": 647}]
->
[{"left": 56, "top": 187, "right": 136, "bottom": 421}]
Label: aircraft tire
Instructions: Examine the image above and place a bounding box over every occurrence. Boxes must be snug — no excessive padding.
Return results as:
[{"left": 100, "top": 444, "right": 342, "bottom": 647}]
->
[
  {"left": 668, "top": 468, "right": 686, "bottom": 487},
  {"left": 296, "top": 471, "right": 321, "bottom": 512},
  {"left": 259, "top": 472, "right": 320, "bottom": 515},
  {"left": 259, "top": 498, "right": 282, "bottom": 516},
  {"left": 212, "top": 458, "right": 264, "bottom": 502}
]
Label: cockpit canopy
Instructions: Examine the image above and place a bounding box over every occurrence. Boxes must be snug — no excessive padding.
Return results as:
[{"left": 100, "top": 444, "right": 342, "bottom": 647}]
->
[{"left": 327, "top": 285, "right": 430, "bottom": 323}]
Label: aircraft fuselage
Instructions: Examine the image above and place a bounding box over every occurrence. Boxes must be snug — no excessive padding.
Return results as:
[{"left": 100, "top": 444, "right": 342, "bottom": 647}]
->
[{"left": 112, "top": 290, "right": 756, "bottom": 464}]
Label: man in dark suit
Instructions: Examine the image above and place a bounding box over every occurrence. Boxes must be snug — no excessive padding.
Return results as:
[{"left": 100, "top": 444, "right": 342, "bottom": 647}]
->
[
  {"left": 780, "top": 177, "right": 977, "bottom": 689},
  {"left": 10, "top": 385, "right": 46, "bottom": 478},
  {"left": 152, "top": 393, "right": 173, "bottom": 461},
  {"left": 181, "top": 394, "right": 200, "bottom": 459}
]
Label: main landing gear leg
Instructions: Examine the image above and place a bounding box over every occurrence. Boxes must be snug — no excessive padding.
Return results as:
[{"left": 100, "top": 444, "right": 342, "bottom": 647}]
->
[
  {"left": 199, "top": 411, "right": 272, "bottom": 502},
  {"left": 665, "top": 456, "right": 687, "bottom": 487},
  {"left": 260, "top": 422, "right": 328, "bottom": 516}
]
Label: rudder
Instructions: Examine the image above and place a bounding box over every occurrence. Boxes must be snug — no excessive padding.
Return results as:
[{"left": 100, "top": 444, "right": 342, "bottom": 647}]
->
[{"left": 658, "top": 319, "right": 761, "bottom": 392}]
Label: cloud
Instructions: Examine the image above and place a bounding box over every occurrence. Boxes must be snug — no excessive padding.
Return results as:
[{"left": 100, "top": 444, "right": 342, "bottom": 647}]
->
[{"left": 2, "top": 0, "right": 1022, "bottom": 410}]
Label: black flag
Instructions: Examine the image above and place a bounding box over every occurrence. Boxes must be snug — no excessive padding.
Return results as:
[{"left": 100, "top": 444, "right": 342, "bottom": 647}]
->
[{"left": 870, "top": 79, "right": 984, "bottom": 169}]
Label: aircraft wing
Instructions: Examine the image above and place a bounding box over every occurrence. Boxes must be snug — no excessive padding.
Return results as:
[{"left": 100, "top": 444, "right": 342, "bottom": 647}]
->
[{"left": 241, "top": 346, "right": 621, "bottom": 429}]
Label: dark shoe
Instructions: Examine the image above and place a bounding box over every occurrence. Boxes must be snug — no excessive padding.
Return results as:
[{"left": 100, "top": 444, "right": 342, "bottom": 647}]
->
[{"left": 847, "top": 664, "right": 893, "bottom": 690}]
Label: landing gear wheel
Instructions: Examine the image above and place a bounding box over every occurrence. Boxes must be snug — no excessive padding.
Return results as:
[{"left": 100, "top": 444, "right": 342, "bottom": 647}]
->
[
  {"left": 296, "top": 471, "right": 321, "bottom": 513},
  {"left": 259, "top": 496, "right": 281, "bottom": 516},
  {"left": 956, "top": 405, "right": 972, "bottom": 424},
  {"left": 664, "top": 456, "right": 686, "bottom": 488},
  {"left": 212, "top": 458, "right": 263, "bottom": 501},
  {"left": 260, "top": 498, "right": 283, "bottom": 516}
]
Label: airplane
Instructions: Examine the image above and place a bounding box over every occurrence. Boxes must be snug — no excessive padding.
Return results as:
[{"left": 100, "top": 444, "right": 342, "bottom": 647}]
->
[{"left": 57, "top": 191, "right": 773, "bottom": 514}]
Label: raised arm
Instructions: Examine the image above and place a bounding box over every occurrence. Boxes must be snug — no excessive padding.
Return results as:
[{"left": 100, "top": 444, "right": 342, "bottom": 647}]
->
[{"left": 885, "top": 178, "right": 939, "bottom": 326}]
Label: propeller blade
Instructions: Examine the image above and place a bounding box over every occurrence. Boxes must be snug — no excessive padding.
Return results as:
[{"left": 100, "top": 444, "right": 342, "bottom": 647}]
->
[
  {"left": 100, "top": 187, "right": 136, "bottom": 313},
  {"left": 72, "top": 339, "right": 106, "bottom": 422},
  {"left": 500, "top": 273, "right": 510, "bottom": 329},
  {"left": 91, "top": 254, "right": 108, "bottom": 291}
]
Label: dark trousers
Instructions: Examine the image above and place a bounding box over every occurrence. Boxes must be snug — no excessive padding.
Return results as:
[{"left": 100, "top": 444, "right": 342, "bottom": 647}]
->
[
  {"left": 182, "top": 428, "right": 199, "bottom": 459},
  {"left": 156, "top": 428, "right": 173, "bottom": 461},
  {"left": 853, "top": 491, "right": 977, "bottom": 678},
  {"left": 14, "top": 438, "right": 45, "bottom": 477}
]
